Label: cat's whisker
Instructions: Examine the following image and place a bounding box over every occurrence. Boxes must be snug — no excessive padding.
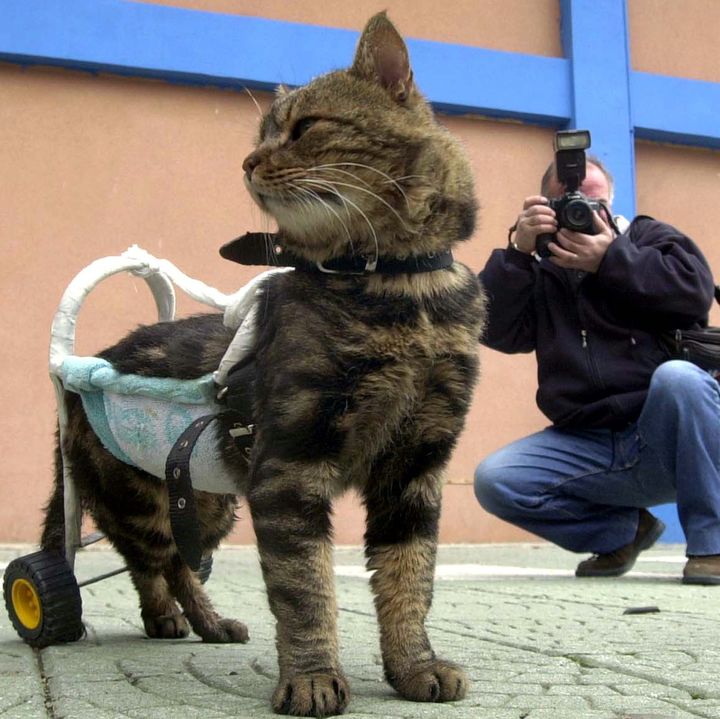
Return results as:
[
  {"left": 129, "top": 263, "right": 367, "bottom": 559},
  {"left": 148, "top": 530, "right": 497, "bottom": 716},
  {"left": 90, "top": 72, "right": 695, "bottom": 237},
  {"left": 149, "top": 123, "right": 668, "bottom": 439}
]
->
[
  {"left": 296, "top": 178, "right": 354, "bottom": 218},
  {"left": 306, "top": 166, "right": 374, "bottom": 190},
  {"left": 262, "top": 231, "right": 281, "bottom": 266},
  {"left": 298, "top": 177, "right": 413, "bottom": 234},
  {"left": 243, "top": 86, "right": 264, "bottom": 118},
  {"left": 312, "top": 162, "right": 415, "bottom": 210},
  {"left": 288, "top": 187, "right": 337, "bottom": 232},
  {"left": 306, "top": 166, "right": 382, "bottom": 210},
  {"left": 289, "top": 183, "right": 355, "bottom": 247},
  {"left": 286, "top": 188, "right": 321, "bottom": 225},
  {"left": 301, "top": 188, "right": 354, "bottom": 244},
  {"left": 309, "top": 167, "right": 416, "bottom": 231},
  {"left": 300, "top": 179, "right": 379, "bottom": 261},
  {"left": 387, "top": 174, "right": 426, "bottom": 184},
  {"left": 294, "top": 181, "right": 355, "bottom": 234}
]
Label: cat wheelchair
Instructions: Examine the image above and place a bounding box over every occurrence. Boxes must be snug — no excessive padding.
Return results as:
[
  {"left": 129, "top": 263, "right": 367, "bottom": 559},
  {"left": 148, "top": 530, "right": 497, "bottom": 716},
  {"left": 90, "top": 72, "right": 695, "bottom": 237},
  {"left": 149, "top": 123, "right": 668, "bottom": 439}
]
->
[{"left": 3, "top": 246, "right": 267, "bottom": 648}]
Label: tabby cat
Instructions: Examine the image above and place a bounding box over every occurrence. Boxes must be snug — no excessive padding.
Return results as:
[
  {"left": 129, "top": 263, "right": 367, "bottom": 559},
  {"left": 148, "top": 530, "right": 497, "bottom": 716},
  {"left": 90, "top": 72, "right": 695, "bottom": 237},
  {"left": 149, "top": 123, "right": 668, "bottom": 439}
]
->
[{"left": 41, "top": 13, "right": 485, "bottom": 717}]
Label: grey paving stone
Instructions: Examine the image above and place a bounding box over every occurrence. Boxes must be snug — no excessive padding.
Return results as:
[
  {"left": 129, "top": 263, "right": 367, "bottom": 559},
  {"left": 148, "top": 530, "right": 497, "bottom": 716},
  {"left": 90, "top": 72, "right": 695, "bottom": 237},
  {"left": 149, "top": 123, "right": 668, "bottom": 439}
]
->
[{"left": 1, "top": 542, "right": 718, "bottom": 719}]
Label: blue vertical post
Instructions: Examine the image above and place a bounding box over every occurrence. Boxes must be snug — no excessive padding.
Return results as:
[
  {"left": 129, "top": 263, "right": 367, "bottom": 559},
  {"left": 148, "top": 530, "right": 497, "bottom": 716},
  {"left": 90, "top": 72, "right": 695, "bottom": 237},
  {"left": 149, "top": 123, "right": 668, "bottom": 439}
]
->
[
  {"left": 561, "top": 0, "right": 682, "bottom": 543},
  {"left": 559, "top": 0, "right": 636, "bottom": 219}
]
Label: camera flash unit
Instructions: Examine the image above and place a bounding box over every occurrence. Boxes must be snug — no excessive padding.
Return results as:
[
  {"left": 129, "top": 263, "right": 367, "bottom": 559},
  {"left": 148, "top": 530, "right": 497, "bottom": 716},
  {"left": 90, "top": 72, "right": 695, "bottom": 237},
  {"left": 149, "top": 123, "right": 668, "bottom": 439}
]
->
[{"left": 554, "top": 129, "right": 591, "bottom": 151}]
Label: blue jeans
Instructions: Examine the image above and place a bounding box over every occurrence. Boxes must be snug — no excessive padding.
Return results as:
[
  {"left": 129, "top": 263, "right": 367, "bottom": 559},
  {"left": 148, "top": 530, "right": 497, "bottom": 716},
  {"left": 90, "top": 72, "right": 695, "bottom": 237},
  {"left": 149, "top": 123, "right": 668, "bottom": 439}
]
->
[{"left": 474, "top": 361, "right": 720, "bottom": 556}]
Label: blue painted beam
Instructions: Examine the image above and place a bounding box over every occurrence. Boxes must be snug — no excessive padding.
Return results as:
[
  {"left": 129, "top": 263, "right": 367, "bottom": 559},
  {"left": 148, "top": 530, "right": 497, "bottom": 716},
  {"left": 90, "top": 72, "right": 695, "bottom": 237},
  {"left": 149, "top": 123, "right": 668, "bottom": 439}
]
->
[
  {"left": 0, "top": 0, "right": 355, "bottom": 91},
  {"left": 560, "top": 0, "right": 636, "bottom": 218},
  {"left": 0, "top": 1, "right": 717, "bottom": 179},
  {"left": 2, "top": 0, "right": 719, "bottom": 152},
  {"left": 632, "top": 72, "right": 720, "bottom": 150},
  {"left": 410, "top": 45, "right": 570, "bottom": 125},
  {"left": 0, "top": 0, "right": 572, "bottom": 125}
]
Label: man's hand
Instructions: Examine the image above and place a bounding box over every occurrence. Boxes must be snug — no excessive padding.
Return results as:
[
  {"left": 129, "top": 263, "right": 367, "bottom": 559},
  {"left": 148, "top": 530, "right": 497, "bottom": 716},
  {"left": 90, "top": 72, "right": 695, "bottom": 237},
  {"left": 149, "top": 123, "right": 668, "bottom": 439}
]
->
[
  {"left": 512, "top": 196, "right": 557, "bottom": 254},
  {"left": 546, "top": 210, "right": 615, "bottom": 273}
]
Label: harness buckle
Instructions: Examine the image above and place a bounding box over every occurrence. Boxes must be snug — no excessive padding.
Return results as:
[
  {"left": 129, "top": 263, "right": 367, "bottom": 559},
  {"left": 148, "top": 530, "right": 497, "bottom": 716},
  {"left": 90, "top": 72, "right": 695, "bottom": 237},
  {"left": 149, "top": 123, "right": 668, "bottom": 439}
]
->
[{"left": 229, "top": 423, "right": 255, "bottom": 438}]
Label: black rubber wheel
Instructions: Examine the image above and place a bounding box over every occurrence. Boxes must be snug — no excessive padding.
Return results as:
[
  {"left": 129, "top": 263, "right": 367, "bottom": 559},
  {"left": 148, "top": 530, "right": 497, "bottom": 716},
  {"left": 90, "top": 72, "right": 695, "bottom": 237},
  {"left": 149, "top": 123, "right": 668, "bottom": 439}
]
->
[
  {"left": 3, "top": 551, "right": 84, "bottom": 648},
  {"left": 197, "top": 553, "right": 213, "bottom": 584}
]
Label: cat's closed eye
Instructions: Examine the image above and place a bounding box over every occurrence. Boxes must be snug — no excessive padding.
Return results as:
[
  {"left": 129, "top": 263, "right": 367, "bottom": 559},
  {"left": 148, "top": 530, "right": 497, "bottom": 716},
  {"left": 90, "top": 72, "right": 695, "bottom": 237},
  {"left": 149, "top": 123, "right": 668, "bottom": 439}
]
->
[{"left": 291, "top": 117, "right": 318, "bottom": 141}]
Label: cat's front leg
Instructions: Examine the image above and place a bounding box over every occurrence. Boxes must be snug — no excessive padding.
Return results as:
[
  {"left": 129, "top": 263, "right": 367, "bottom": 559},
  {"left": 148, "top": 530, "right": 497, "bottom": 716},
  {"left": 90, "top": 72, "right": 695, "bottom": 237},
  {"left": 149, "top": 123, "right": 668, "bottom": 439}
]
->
[
  {"left": 363, "top": 466, "right": 469, "bottom": 703},
  {"left": 248, "top": 460, "right": 350, "bottom": 717}
]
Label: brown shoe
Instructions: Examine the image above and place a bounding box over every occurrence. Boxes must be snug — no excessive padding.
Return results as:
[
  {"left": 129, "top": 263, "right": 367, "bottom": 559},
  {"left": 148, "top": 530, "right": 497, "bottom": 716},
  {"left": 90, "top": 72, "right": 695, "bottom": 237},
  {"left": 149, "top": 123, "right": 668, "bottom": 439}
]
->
[
  {"left": 575, "top": 509, "right": 666, "bottom": 577},
  {"left": 682, "top": 555, "right": 720, "bottom": 585}
]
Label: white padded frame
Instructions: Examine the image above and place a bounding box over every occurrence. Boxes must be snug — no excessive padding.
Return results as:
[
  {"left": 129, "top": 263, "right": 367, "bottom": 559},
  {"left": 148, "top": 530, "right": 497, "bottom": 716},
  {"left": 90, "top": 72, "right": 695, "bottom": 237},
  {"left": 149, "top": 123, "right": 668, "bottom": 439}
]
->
[{"left": 50, "top": 246, "right": 233, "bottom": 567}]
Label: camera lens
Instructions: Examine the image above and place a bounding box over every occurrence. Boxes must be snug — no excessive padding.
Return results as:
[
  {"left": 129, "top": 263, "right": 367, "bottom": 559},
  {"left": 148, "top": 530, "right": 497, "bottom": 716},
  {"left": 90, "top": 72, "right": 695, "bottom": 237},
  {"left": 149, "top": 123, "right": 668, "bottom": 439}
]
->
[{"left": 562, "top": 199, "right": 592, "bottom": 231}]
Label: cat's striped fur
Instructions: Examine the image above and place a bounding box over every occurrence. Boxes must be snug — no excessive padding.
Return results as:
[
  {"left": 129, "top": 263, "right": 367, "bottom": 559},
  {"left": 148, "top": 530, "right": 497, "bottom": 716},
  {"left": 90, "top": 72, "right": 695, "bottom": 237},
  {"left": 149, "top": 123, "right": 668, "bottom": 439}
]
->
[{"left": 41, "top": 13, "right": 485, "bottom": 717}]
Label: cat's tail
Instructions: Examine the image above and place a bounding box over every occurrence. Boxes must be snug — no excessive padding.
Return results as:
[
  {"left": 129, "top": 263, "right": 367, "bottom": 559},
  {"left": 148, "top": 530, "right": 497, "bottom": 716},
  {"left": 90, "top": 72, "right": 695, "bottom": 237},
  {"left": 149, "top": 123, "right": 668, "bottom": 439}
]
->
[{"left": 40, "top": 427, "right": 67, "bottom": 554}]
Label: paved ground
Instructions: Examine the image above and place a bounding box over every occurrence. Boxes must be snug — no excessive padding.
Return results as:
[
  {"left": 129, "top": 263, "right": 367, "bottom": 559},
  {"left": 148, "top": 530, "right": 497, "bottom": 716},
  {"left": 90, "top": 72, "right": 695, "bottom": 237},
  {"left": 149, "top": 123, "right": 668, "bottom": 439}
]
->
[{"left": 1, "top": 542, "right": 718, "bottom": 719}]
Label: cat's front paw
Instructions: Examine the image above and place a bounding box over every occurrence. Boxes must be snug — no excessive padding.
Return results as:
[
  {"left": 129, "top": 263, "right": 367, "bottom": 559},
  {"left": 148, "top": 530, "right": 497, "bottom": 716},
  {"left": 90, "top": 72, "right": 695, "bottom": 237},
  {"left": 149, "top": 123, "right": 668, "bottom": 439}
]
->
[
  {"left": 199, "top": 617, "right": 249, "bottom": 644},
  {"left": 272, "top": 671, "right": 349, "bottom": 717},
  {"left": 143, "top": 612, "right": 190, "bottom": 639},
  {"left": 389, "top": 659, "right": 468, "bottom": 703}
]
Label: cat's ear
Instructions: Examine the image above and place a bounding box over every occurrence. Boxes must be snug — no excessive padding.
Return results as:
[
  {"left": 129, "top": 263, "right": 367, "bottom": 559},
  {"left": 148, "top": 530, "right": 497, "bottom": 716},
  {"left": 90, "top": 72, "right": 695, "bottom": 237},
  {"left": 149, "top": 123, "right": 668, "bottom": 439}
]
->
[
  {"left": 275, "top": 84, "right": 291, "bottom": 98},
  {"left": 350, "top": 12, "right": 414, "bottom": 103}
]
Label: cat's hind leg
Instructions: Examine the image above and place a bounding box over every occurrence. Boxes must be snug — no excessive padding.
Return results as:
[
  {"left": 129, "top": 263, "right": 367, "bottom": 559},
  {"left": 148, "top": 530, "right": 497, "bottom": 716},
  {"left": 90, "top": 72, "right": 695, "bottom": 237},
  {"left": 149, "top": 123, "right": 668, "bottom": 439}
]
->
[
  {"left": 129, "top": 569, "right": 189, "bottom": 639},
  {"left": 62, "top": 407, "right": 246, "bottom": 643},
  {"left": 162, "top": 553, "right": 249, "bottom": 643},
  {"left": 97, "top": 502, "right": 248, "bottom": 643},
  {"left": 43, "top": 418, "right": 187, "bottom": 639},
  {"left": 159, "top": 490, "right": 248, "bottom": 643},
  {"left": 105, "top": 508, "right": 248, "bottom": 643},
  {"left": 99, "top": 510, "right": 193, "bottom": 640}
]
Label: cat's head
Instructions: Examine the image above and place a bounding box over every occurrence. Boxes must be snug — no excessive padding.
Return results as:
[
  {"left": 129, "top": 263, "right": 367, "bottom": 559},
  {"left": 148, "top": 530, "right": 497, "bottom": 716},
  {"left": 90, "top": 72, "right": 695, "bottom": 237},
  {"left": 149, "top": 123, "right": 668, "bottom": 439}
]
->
[{"left": 243, "top": 12, "right": 476, "bottom": 263}]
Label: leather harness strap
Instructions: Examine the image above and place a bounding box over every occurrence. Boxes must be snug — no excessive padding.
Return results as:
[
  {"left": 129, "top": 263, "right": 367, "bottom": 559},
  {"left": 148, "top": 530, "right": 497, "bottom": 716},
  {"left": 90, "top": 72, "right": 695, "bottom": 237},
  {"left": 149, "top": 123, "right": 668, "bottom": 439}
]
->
[
  {"left": 165, "top": 410, "right": 253, "bottom": 571},
  {"left": 166, "top": 414, "right": 216, "bottom": 571}
]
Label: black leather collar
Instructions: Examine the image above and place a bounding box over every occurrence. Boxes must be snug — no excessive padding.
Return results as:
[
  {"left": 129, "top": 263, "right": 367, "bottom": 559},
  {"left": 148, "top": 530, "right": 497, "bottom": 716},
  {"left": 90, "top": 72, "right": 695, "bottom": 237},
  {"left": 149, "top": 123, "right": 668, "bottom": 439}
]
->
[{"left": 220, "top": 232, "right": 453, "bottom": 275}]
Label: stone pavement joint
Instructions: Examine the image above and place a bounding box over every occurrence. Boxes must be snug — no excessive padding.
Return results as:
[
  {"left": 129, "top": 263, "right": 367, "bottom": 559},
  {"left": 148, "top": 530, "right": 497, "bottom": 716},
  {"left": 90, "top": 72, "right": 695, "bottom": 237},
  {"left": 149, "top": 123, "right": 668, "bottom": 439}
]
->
[{"left": 1, "top": 543, "right": 718, "bottom": 719}]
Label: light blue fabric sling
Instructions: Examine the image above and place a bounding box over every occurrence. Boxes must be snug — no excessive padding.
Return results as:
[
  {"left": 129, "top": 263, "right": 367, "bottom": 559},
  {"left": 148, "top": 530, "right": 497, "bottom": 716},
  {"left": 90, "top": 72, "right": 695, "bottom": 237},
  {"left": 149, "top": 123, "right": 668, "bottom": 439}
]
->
[{"left": 58, "top": 357, "right": 238, "bottom": 493}]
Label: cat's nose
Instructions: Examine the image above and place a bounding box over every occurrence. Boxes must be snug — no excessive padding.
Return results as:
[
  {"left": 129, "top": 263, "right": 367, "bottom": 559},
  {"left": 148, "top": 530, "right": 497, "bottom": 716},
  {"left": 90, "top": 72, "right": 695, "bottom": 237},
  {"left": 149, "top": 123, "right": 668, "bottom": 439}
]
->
[{"left": 243, "top": 152, "right": 261, "bottom": 179}]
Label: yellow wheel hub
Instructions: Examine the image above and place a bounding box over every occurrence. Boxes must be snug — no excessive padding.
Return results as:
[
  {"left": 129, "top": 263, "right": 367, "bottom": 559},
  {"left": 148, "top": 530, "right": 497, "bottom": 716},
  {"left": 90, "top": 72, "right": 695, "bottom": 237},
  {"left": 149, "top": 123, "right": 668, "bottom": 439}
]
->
[{"left": 12, "top": 578, "right": 42, "bottom": 630}]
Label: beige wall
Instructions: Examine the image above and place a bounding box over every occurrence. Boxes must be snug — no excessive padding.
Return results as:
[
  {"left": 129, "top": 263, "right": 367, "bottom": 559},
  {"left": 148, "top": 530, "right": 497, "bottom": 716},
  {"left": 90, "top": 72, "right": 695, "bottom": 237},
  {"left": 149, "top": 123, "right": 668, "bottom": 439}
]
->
[
  {"left": 1, "top": 0, "right": 719, "bottom": 545},
  {"left": 137, "top": 0, "right": 562, "bottom": 56},
  {"left": 629, "top": 0, "right": 720, "bottom": 83}
]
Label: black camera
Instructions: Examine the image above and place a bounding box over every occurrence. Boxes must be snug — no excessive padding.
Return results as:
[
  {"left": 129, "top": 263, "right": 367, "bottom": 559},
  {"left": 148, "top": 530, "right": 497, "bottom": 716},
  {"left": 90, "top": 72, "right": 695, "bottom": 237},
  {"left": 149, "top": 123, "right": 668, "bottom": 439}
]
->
[{"left": 535, "top": 129, "right": 601, "bottom": 258}]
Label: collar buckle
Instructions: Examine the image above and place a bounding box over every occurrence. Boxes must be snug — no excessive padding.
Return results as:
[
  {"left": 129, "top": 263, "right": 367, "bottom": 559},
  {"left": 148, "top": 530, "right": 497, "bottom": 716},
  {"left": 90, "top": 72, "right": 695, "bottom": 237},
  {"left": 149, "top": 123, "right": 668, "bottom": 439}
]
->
[{"left": 315, "top": 256, "right": 378, "bottom": 275}]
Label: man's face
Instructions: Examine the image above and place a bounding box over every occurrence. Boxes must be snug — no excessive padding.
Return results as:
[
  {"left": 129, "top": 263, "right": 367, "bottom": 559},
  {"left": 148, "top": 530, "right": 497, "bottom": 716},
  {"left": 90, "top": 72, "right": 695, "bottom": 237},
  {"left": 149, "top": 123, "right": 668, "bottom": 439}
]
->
[{"left": 547, "top": 162, "right": 611, "bottom": 204}]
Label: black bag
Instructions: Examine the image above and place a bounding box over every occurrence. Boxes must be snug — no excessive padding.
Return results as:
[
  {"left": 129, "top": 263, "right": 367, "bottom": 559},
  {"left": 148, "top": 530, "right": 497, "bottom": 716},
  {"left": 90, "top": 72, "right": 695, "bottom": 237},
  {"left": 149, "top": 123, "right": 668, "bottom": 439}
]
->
[{"left": 659, "top": 286, "right": 720, "bottom": 372}]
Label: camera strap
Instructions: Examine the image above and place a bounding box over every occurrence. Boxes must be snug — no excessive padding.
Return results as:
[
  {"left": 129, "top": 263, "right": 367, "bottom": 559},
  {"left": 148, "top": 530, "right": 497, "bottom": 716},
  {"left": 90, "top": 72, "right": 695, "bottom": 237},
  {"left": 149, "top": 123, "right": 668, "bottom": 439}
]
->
[
  {"left": 507, "top": 200, "right": 620, "bottom": 251},
  {"left": 596, "top": 201, "right": 621, "bottom": 235}
]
